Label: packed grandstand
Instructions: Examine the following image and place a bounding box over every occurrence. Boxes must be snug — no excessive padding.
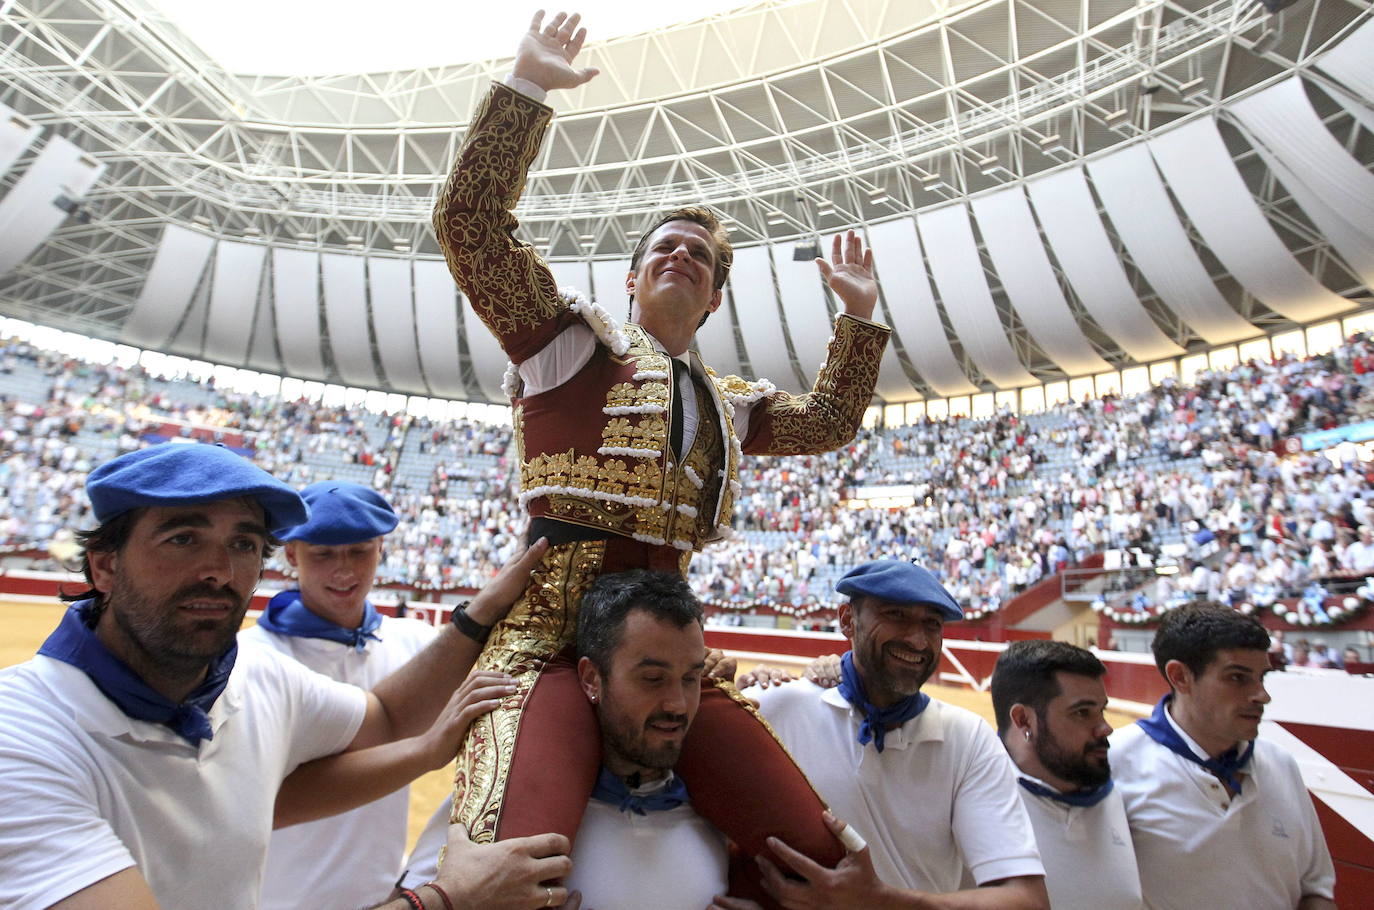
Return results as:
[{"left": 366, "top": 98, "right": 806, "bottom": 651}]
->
[{"left": 5, "top": 325, "right": 1374, "bottom": 653}]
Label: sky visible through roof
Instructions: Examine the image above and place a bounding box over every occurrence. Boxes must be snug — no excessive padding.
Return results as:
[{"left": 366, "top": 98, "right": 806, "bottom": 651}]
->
[{"left": 148, "top": 1, "right": 774, "bottom": 76}]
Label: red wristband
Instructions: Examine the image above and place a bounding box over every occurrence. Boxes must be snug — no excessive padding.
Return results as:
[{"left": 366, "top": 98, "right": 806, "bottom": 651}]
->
[
  {"left": 399, "top": 888, "right": 425, "bottom": 910},
  {"left": 424, "top": 883, "right": 456, "bottom": 910}
]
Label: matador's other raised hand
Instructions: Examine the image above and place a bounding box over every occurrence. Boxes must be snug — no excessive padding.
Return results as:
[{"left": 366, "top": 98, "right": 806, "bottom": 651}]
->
[
  {"left": 815, "top": 231, "right": 878, "bottom": 322},
  {"left": 513, "top": 10, "right": 601, "bottom": 93}
]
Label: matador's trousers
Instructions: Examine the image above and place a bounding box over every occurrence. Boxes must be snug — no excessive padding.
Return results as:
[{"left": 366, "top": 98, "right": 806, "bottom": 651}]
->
[{"left": 449, "top": 536, "right": 845, "bottom": 908}]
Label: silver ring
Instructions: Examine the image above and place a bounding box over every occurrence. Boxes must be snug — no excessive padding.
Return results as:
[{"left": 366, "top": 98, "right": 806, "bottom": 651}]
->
[{"left": 545, "top": 886, "right": 554, "bottom": 907}]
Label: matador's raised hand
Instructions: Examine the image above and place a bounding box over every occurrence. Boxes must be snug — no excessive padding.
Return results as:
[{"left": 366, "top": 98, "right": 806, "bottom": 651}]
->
[
  {"left": 815, "top": 230, "right": 878, "bottom": 322},
  {"left": 513, "top": 10, "right": 601, "bottom": 93}
]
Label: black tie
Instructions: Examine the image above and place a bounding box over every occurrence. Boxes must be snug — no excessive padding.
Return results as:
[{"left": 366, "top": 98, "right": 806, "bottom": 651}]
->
[{"left": 670, "top": 359, "right": 686, "bottom": 461}]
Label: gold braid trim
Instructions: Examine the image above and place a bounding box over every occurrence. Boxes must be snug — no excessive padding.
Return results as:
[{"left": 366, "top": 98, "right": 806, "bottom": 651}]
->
[
  {"left": 754, "top": 314, "right": 891, "bottom": 455},
  {"left": 432, "top": 83, "right": 565, "bottom": 344},
  {"left": 450, "top": 540, "right": 606, "bottom": 842}
]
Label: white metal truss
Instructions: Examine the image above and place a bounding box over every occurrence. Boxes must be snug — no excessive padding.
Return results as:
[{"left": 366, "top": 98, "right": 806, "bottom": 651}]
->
[{"left": 0, "top": 0, "right": 1370, "bottom": 401}]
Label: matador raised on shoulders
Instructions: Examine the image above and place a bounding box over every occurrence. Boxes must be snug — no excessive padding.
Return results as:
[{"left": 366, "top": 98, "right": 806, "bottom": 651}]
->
[{"left": 430, "top": 11, "right": 890, "bottom": 906}]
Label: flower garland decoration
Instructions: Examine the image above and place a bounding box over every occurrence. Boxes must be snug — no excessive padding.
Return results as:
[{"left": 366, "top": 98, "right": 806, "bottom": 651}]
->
[
  {"left": 1272, "top": 585, "right": 1372, "bottom": 627},
  {"left": 1090, "top": 596, "right": 1170, "bottom": 626}
]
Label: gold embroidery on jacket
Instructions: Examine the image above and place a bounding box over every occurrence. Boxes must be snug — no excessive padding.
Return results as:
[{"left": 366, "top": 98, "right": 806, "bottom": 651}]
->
[{"left": 758, "top": 316, "right": 891, "bottom": 454}]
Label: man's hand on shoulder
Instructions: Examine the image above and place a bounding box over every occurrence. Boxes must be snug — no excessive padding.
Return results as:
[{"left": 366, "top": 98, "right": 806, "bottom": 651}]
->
[
  {"left": 735, "top": 663, "right": 795, "bottom": 690},
  {"left": 804, "top": 654, "right": 842, "bottom": 688},
  {"left": 736, "top": 654, "right": 841, "bottom": 691},
  {"left": 704, "top": 648, "right": 738, "bottom": 682},
  {"left": 512, "top": 10, "right": 600, "bottom": 93}
]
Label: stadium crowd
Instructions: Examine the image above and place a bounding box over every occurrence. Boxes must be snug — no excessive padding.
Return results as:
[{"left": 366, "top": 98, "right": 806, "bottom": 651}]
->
[{"left": 5, "top": 331, "right": 1374, "bottom": 621}]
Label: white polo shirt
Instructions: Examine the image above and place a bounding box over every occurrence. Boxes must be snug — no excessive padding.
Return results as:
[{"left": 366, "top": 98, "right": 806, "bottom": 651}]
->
[
  {"left": 241, "top": 615, "right": 438, "bottom": 910},
  {"left": 1110, "top": 718, "right": 1336, "bottom": 910},
  {"left": 0, "top": 645, "right": 366, "bottom": 909},
  {"left": 1017, "top": 776, "right": 1142, "bottom": 910},
  {"left": 398, "top": 795, "right": 452, "bottom": 888},
  {"left": 749, "top": 681, "right": 1043, "bottom": 892},
  {"left": 563, "top": 786, "right": 728, "bottom": 910}
]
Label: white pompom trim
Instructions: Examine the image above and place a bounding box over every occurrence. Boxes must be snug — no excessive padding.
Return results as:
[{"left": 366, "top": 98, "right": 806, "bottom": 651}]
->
[
  {"left": 720, "top": 378, "right": 776, "bottom": 407},
  {"left": 564, "top": 287, "right": 629, "bottom": 356},
  {"left": 597, "top": 446, "right": 661, "bottom": 459},
  {"left": 519, "top": 485, "right": 658, "bottom": 509},
  {"left": 603, "top": 404, "right": 667, "bottom": 416},
  {"left": 500, "top": 361, "right": 522, "bottom": 399}
]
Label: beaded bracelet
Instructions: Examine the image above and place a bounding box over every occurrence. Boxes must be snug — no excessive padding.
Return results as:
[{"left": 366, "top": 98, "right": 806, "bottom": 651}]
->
[
  {"left": 424, "top": 883, "right": 456, "bottom": 910},
  {"left": 398, "top": 888, "right": 425, "bottom": 910}
]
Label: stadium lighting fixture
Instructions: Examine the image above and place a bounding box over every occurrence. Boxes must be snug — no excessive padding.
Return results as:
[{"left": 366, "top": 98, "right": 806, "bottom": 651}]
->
[
  {"left": 766, "top": 212, "right": 787, "bottom": 225},
  {"left": 1037, "top": 133, "right": 1065, "bottom": 153},
  {"left": 1178, "top": 77, "right": 1207, "bottom": 100},
  {"left": 191, "top": 214, "right": 211, "bottom": 226},
  {"left": 976, "top": 154, "right": 998, "bottom": 174},
  {"left": 294, "top": 231, "right": 315, "bottom": 241},
  {"left": 1103, "top": 107, "right": 1129, "bottom": 125}
]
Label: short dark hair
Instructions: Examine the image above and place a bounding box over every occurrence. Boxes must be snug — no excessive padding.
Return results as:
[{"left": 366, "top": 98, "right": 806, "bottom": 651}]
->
[
  {"left": 1152, "top": 602, "right": 1270, "bottom": 683},
  {"left": 59, "top": 510, "right": 141, "bottom": 623},
  {"left": 990, "top": 640, "right": 1106, "bottom": 736},
  {"left": 628, "top": 207, "right": 733, "bottom": 293},
  {"left": 577, "top": 569, "right": 704, "bottom": 675},
  {"left": 59, "top": 506, "right": 278, "bottom": 624}
]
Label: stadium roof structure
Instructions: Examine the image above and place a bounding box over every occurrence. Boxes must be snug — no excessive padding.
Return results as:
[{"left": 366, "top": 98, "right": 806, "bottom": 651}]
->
[{"left": 0, "top": 0, "right": 1371, "bottom": 404}]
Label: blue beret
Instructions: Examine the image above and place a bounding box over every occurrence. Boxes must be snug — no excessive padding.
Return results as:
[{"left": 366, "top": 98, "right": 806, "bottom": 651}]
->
[
  {"left": 86, "top": 444, "right": 308, "bottom": 537},
  {"left": 278, "top": 482, "right": 398, "bottom": 545},
  {"left": 835, "top": 560, "right": 964, "bottom": 621}
]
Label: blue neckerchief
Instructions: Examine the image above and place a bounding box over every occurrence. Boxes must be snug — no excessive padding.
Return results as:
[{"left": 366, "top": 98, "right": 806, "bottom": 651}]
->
[
  {"left": 37, "top": 601, "right": 234, "bottom": 745},
  {"left": 836, "top": 651, "right": 930, "bottom": 753},
  {"left": 1136, "top": 695, "right": 1254, "bottom": 794},
  {"left": 1018, "top": 776, "right": 1115, "bottom": 808},
  {"left": 590, "top": 767, "right": 689, "bottom": 815},
  {"left": 256, "top": 589, "right": 382, "bottom": 652}
]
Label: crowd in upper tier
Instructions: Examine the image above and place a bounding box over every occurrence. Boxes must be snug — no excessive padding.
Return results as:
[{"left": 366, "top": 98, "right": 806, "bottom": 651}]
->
[{"left": 4, "top": 331, "right": 1374, "bottom": 616}]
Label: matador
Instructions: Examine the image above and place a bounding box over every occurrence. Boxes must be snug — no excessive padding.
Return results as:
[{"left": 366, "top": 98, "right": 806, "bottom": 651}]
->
[{"left": 432, "top": 11, "right": 891, "bottom": 903}]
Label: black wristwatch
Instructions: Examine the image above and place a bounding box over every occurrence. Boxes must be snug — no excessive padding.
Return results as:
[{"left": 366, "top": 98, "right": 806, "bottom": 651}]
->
[{"left": 450, "top": 601, "right": 493, "bottom": 643}]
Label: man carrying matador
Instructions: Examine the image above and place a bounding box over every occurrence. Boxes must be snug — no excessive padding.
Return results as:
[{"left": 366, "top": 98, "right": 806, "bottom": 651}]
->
[{"left": 432, "top": 9, "right": 891, "bottom": 903}]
